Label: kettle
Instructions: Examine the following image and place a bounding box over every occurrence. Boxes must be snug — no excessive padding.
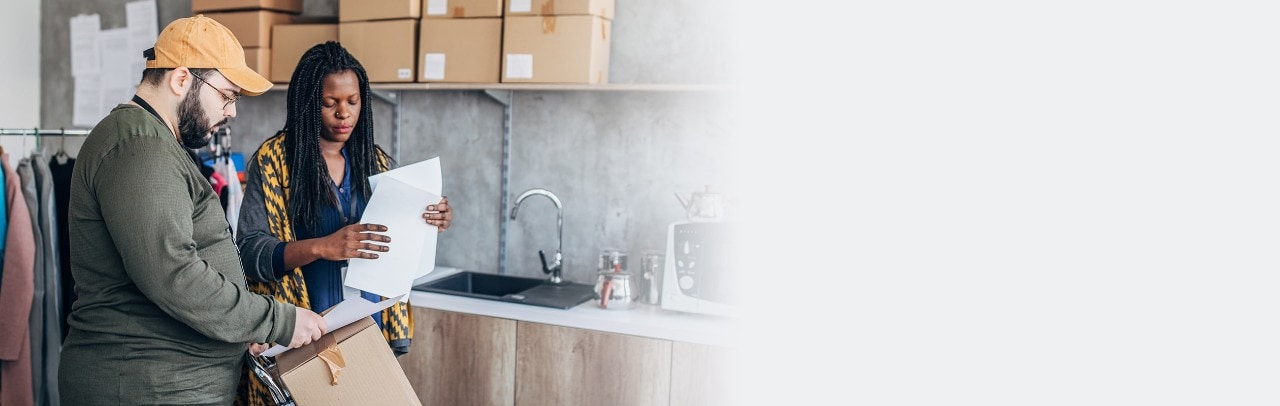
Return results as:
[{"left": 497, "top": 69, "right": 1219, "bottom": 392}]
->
[{"left": 674, "top": 185, "right": 725, "bottom": 222}]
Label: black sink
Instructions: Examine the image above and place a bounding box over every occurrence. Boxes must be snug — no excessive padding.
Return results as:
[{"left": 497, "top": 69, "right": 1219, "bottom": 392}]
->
[{"left": 413, "top": 271, "right": 595, "bottom": 310}]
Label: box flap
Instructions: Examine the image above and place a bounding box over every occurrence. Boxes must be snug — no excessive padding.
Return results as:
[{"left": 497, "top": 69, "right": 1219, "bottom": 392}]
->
[{"left": 276, "top": 316, "right": 374, "bottom": 374}]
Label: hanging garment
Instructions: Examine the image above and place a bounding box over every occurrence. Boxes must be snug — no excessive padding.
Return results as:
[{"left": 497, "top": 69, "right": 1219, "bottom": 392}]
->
[
  {"left": 19, "top": 159, "right": 49, "bottom": 405},
  {"left": 48, "top": 156, "right": 74, "bottom": 341},
  {"left": 0, "top": 156, "right": 7, "bottom": 262},
  {"left": 31, "top": 154, "right": 62, "bottom": 405},
  {"left": 209, "top": 170, "right": 228, "bottom": 197},
  {"left": 217, "top": 156, "right": 242, "bottom": 237},
  {"left": 0, "top": 152, "right": 36, "bottom": 406}
]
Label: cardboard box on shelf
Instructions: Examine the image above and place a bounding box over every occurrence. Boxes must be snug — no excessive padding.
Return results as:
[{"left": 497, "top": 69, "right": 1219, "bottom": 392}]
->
[
  {"left": 192, "top": 0, "right": 303, "bottom": 14},
  {"left": 503, "top": 0, "right": 613, "bottom": 19},
  {"left": 423, "top": 0, "right": 503, "bottom": 18},
  {"left": 501, "top": 15, "right": 610, "bottom": 84},
  {"left": 339, "top": 0, "right": 420, "bottom": 22},
  {"left": 275, "top": 317, "right": 422, "bottom": 405},
  {"left": 340, "top": 19, "right": 418, "bottom": 82},
  {"left": 417, "top": 18, "right": 501, "bottom": 82},
  {"left": 270, "top": 24, "right": 340, "bottom": 83},
  {"left": 204, "top": 10, "right": 296, "bottom": 48},
  {"left": 243, "top": 47, "right": 271, "bottom": 78}
]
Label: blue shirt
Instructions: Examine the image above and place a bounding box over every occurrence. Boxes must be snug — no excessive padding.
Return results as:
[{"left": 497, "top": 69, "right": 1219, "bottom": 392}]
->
[{"left": 283, "top": 148, "right": 385, "bottom": 328}]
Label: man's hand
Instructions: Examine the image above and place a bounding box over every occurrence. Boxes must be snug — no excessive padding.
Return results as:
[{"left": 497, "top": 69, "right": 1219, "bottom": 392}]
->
[
  {"left": 289, "top": 307, "right": 328, "bottom": 348},
  {"left": 248, "top": 342, "right": 269, "bottom": 356}
]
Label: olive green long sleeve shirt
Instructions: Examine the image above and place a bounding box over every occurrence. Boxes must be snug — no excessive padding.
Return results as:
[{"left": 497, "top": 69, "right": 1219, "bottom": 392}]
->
[{"left": 59, "top": 104, "right": 296, "bottom": 405}]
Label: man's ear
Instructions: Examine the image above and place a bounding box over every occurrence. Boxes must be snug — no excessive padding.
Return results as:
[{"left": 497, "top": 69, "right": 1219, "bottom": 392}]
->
[{"left": 168, "top": 66, "right": 192, "bottom": 97}]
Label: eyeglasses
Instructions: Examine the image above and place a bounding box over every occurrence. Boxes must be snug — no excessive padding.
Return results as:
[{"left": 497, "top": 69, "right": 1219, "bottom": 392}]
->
[{"left": 188, "top": 71, "right": 240, "bottom": 110}]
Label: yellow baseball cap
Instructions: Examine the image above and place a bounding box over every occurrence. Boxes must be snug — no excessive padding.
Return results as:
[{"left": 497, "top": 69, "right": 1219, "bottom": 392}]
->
[{"left": 146, "top": 15, "right": 272, "bottom": 96}]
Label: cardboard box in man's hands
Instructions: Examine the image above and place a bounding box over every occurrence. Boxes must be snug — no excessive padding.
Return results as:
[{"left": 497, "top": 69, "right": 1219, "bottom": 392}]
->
[{"left": 275, "top": 316, "right": 421, "bottom": 405}]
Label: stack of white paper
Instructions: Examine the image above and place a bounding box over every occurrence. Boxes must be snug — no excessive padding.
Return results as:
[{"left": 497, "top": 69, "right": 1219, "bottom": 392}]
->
[{"left": 343, "top": 157, "right": 443, "bottom": 300}]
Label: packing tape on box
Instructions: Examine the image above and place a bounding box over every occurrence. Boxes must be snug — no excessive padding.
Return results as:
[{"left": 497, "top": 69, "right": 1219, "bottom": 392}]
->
[
  {"left": 452, "top": 6, "right": 466, "bottom": 17},
  {"left": 541, "top": 16, "right": 557, "bottom": 34},
  {"left": 313, "top": 334, "right": 346, "bottom": 385},
  {"left": 542, "top": 0, "right": 556, "bottom": 15}
]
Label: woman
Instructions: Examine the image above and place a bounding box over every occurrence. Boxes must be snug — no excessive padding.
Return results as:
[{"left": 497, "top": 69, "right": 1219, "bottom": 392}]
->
[{"left": 234, "top": 42, "right": 453, "bottom": 405}]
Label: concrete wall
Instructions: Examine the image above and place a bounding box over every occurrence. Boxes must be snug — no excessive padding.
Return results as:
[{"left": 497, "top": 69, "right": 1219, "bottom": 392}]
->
[
  {"left": 0, "top": 0, "right": 42, "bottom": 161},
  {"left": 1, "top": 0, "right": 41, "bottom": 127},
  {"left": 40, "top": 0, "right": 739, "bottom": 284}
]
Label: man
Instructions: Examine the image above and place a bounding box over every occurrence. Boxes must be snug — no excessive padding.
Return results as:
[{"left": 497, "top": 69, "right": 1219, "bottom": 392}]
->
[{"left": 59, "top": 16, "right": 327, "bottom": 405}]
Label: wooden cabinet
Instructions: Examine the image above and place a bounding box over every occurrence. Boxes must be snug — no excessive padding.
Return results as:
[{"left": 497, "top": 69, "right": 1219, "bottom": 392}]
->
[
  {"left": 670, "top": 341, "right": 737, "bottom": 406},
  {"left": 401, "top": 307, "right": 729, "bottom": 406},
  {"left": 399, "top": 307, "right": 517, "bottom": 406},
  {"left": 515, "top": 321, "right": 672, "bottom": 406}
]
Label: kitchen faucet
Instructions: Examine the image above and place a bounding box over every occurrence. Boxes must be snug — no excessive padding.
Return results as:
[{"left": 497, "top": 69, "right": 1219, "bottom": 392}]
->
[{"left": 509, "top": 188, "right": 564, "bottom": 283}]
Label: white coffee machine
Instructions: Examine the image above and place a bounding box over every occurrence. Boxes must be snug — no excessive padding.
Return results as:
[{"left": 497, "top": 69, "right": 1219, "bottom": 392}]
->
[
  {"left": 661, "top": 220, "right": 738, "bottom": 317},
  {"left": 661, "top": 186, "right": 738, "bottom": 317}
]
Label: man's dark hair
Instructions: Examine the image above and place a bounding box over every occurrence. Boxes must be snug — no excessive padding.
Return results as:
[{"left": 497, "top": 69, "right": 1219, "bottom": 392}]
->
[{"left": 282, "top": 41, "right": 384, "bottom": 235}]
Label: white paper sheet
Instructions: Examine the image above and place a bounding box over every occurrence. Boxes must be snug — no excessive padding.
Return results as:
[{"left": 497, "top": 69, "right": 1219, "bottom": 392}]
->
[
  {"left": 126, "top": 0, "right": 158, "bottom": 67},
  {"left": 344, "top": 157, "right": 443, "bottom": 298},
  {"left": 259, "top": 295, "right": 405, "bottom": 358},
  {"left": 70, "top": 14, "right": 102, "bottom": 78},
  {"left": 368, "top": 156, "right": 442, "bottom": 194},
  {"left": 98, "top": 28, "right": 134, "bottom": 117},
  {"left": 73, "top": 75, "right": 102, "bottom": 127},
  {"left": 344, "top": 177, "right": 439, "bottom": 298}
]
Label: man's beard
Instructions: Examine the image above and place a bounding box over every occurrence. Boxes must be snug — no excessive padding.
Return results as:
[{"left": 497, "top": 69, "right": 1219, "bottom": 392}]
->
[{"left": 175, "top": 89, "right": 226, "bottom": 149}]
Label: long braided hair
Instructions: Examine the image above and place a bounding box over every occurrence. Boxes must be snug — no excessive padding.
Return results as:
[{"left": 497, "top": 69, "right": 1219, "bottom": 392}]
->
[{"left": 282, "top": 41, "right": 385, "bottom": 235}]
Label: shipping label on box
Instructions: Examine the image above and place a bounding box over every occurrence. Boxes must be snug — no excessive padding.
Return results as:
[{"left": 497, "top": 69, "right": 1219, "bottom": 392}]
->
[
  {"left": 418, "top": 18, "right": 501, "bottom": 82},
  {"left": 504, "top": 0, "right": 613, "bottom": 19},
  {"left": 340, "top": 0, "right": 421, "bottom": 22},
  {"left": 501, "top": 15, "right": 610, "bottom": 84},
  {"left": 275, "top": 317, "right": 422, "bottom": 406},
  {"left": 204, "top": 10, "right": 297, "bottom": 48},
  {"left": 340, "top": 19, "right": 419, "bottom": 82},
  {"left": 192, "top": 0, "right": 303, "bottom": 14},
  {"left": 423, "top": 0, "right": 504, "bottom": 18},
  {"left": 271, "top": 24, "right": 340, "bottom": 83}
]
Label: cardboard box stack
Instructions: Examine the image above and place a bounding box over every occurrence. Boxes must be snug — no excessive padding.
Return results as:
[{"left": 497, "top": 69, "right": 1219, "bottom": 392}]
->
[
  {"left": 195, "top": 0, "right": 305, "bottom": 79},
  {"left": 339, "top": 0, "right": 421, "bottom": 82},
  {"left": 418, "top": 0, "right": 504, "bottom": 82},
  {"left": 500, "top": 0, "right": 614, "bottom": 84},
  {"left": 270, "top": 22, "right": 340, "bottom": 83}
]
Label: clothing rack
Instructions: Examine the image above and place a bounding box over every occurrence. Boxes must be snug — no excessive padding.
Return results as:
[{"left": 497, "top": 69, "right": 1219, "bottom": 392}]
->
[
  {"left": 0, "top": 128, "right": 91, "bottom": 136},
  {"left": 0, "top": 128, "right": 89, "bottom": 158}
]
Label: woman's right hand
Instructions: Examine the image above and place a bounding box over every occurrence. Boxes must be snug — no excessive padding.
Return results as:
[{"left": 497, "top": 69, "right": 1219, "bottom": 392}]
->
[{"left": 315, "top": 223, "right": 390, "bottom": 261}]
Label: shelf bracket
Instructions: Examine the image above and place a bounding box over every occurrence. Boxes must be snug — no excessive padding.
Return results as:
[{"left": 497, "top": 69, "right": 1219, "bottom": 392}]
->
[
  {"left": 482, "top": 89, "right": 511, "bottom": 107},
  {"left": 370, "top": 89, "right": 403, "bottom": 162},
  {"left": 491, "top": 90, "right": 513, "bottom": 274}
]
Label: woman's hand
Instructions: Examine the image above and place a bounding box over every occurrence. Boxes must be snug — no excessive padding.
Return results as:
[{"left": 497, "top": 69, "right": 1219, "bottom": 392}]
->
[
  {"left": 423, "top": 196, "right": 453, "bottom": 233},
  {"left": 315, "top": 223, "right": 390, "bottom": 260}
]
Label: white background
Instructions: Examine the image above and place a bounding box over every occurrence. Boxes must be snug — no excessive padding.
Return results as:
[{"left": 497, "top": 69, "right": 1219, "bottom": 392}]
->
[{"left": 734, "top": 1, "right": 1280, "bottom": 405}]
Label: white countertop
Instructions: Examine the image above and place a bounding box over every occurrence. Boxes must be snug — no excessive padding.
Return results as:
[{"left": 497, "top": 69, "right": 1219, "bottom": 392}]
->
[{"left": 406, "top": 267, "right": 740, "bottom": 348}]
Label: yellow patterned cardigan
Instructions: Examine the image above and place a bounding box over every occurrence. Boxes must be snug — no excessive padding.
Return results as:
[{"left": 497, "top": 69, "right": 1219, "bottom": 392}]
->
[{"left": 235, "top": 133, "right": 413, "bottom": 405}]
